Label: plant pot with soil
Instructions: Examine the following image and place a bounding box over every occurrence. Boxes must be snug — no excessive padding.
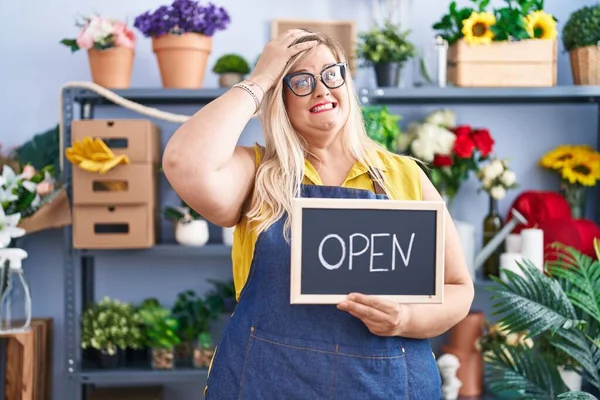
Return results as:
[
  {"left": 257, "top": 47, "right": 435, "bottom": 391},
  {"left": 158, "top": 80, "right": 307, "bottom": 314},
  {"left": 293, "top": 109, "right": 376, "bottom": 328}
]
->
[
  {"left": 212, "top": 53, "right": 251, "bottom": 87},
  {"left": 357, "top": 20, "right": 417, "bottom": 87},
  {"left": 133, "top": 0, "right": 231, "bottom": 88},
  {"left": 165, "top": 201, "right": 210, "bottom": 246},
  {"left": 562, "top": 4, "right": 600, "bottom": 85},
  {"left": 61, "top": 14, "right": 136, "bottom": 88},
  {"left": 80, "top": 296, "right": 143, "bottom": 369},
  {"left": 171, "top": 289, "right": 222, "bottom": 367},
  {"left": 138, "top": 303, "right": 181, "bottom": 370}
]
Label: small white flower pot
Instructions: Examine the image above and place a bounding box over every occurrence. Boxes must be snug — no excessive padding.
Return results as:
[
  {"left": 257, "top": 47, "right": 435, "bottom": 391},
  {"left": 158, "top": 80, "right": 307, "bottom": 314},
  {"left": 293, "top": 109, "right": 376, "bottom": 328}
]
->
[
  {"left": 222, "top": 226, "right": 234, "bottom": 246},
  {"left": 558, "top": 366, "right": 582, "bottom": 391},
  {"left": 175, "top": 220, "right": 209, "bottom": 247}
]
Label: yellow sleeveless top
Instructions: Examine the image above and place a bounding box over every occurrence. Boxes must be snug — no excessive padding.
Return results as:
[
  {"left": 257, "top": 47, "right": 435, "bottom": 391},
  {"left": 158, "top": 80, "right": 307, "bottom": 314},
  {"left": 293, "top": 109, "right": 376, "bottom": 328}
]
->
[{"left": 230, "top": 145, "right": 423, "bottom": 301}]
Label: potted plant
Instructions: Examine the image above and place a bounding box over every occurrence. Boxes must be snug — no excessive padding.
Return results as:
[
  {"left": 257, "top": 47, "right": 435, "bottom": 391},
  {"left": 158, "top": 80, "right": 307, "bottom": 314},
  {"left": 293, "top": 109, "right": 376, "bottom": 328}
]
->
[
  {"left": 133, "top": 0, "right": 231, "bottom": 88},
  {"left": 562, "top": 4, "right": 600, "bottom": 85},
  {"left": 483, "top": 239, "right": 600, "bottom": 398},
  {"left": 357, "top": 21, "right": 417, "bottom": 87},
  {"left": 80, "top": 297, "right": 143, "bottom": 369},
  {"left": 61, "top": 14, "right": 136, "bottom": 88},
  {"left": 138, "top": 303, "right": 181, "bottom": 370},
  {"left": 212, "top": 53, "right": 251, "bottom": 87},
  {"left": 164, "top": 200, "right": 210, "bottom": 246},
  {"left": 361, "top": 105, "right": 402, "bottom": 153},
  {"left": 539, "top": 144, "right": 600, "bottom": 219},
  {"left": 432, "top": 0, "right": 559, "bottom": 87}
]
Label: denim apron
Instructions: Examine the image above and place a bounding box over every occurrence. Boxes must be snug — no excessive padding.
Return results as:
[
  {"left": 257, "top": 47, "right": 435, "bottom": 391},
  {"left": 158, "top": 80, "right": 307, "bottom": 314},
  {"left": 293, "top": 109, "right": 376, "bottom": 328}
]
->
[{"left": 205, "top": 172, "right": 442, "bottom": 399}]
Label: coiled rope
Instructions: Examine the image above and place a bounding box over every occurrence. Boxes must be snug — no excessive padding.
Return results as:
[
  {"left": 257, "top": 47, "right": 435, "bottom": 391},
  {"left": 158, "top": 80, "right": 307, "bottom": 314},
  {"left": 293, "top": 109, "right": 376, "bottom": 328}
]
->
[{"left": 58, "top": 81, "right": 196, "bottom": 171}]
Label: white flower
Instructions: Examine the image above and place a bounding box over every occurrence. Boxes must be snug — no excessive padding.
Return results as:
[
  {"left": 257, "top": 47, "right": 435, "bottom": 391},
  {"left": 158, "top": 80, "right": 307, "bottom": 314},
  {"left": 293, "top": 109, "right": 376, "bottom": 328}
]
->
[
  {"left": 500, "top": 170, "right": 516, "bottom": 186},
  {"left": 483, "top": 159, "right": 504, "bottom": 181},
  {"left": 424, "top": 109, "right": 456, "bottom": 128},
  {"left": 490, "top": 185, "right": 506, "bottom": 200},
  {"left": 0, "top": 207, "right": 25, "bottom": 248},
  {"left": 410, "top": 124, "right": 438, "bottom": 162},
  {"left": 88, "top": 17, "right": 115, "bottom": 42},
  {"left": 433, "top": 126, "right": 456, "bottom": 155},
  {"left": 397, "top": 131, "right": 417, "bottom": 153},
  {"left": 0, "top": 165, "right": 19, "bottom": 192}
]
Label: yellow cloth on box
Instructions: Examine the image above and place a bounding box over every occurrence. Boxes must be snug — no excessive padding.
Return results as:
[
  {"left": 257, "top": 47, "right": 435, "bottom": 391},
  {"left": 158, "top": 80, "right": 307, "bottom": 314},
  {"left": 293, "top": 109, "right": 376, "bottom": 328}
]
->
[{"left": 230, "top": 144, "right": 423, "bottom": 301}]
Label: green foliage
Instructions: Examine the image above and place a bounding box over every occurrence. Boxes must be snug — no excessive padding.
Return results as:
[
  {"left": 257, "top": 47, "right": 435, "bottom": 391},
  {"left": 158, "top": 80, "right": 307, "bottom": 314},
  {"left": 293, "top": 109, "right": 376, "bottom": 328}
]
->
[
  {"left": 562, "top": 4, "right": 600, "bottom": 52},
  {"left": 171, "top": 289, "right": 221, "bottom": 344},
  {"left": 80, "top": 297, "right": 144, "bottom": 354},
  {"left": 361, "top": 105, "right": 402, "bottom": 152},
  {"left": 212, "top": 53, "right": 251, "bottom": 74},
  {"left": 357, "top": 21, "right": 417, "bottom": 65},
  {"left": 483, "top": 241, "right": 600, "bottom": 398},
  {"left": 13, "top": 125, "right": 60, "bottom": 176},
  {"left": 205, "top": 278, "right": 237, "bottom": 313},
  {"left": 164, "top": 200, "right": 203, "bottom": 222},
  {"left": 433, "top": 0, "right": 489, "bottom": 45},
  {"left": 138, "top": 303, "right": 181, "bottom": 349}
]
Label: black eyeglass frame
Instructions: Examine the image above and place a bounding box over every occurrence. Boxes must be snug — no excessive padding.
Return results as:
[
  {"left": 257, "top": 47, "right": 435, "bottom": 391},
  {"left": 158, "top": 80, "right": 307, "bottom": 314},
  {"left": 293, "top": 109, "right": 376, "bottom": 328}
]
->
[{"left": 283, "top": 62, "right": 348, "bottom": 97}]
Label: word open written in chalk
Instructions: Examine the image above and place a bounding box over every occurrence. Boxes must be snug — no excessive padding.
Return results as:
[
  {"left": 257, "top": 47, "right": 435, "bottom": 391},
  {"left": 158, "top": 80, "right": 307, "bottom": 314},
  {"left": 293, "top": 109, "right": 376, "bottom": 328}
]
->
[{"left": 317, "top": 232, "right": 415, "bottom": 272}]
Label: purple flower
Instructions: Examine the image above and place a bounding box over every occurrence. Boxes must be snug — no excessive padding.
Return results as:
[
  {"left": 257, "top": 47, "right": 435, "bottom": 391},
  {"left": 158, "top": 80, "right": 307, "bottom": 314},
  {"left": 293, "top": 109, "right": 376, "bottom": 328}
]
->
[{"left": 133, "top": 0, "right": 230, "bottom": 38}]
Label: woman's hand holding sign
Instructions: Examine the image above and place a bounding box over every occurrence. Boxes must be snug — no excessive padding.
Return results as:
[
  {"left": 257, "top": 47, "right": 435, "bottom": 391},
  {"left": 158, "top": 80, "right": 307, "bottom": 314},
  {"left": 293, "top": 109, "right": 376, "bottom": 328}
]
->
[{"left": 337, "top": 293, "right": 408, "bottom": 337}]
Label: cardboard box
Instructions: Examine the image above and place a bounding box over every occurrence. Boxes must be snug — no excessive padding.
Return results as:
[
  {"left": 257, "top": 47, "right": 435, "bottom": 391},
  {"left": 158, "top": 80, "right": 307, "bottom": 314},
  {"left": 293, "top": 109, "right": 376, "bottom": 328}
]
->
[
  {"left": 447, "top": 39, "right": 557, "bottom": 87},
  {"left": 72, "top": 164, "right": 156, "bottom": 206},
  {"left": 90, "top": 386, "right": 163, "bottom": 400},
  {"left": 72, "top": 119, "right": 161, "bottom": 163},
  {"left": 73, "top": 204, "right": 156, "bottom": 249}
]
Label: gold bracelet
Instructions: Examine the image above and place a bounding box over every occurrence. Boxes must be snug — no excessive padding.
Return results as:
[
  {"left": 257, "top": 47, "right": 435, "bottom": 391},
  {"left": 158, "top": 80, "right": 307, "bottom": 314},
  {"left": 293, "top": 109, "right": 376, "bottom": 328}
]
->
[{"left": 232, "top": 82, "right": 261, "bottom": 114}]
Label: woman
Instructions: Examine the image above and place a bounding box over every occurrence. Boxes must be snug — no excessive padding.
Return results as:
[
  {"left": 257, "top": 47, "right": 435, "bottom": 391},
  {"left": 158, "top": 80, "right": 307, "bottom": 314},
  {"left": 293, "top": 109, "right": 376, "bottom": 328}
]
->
[{"left": 163, "top": 29, "right": 474, "bottom": 399}]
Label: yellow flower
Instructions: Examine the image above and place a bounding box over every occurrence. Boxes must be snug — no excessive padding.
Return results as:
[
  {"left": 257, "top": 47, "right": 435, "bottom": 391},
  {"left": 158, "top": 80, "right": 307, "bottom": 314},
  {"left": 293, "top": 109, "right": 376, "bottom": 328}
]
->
[
  {"left": 539, "top": 144, "right": 593, "bottom": 170},
  {"left": 560, "top": 155, "right": 600, "bottom": 187},
  {"left": 462, "top": 11, "right": 496, "bottom": 45},
  {"left": 524, "top": 11, "right": 558, "bottom": 40}
]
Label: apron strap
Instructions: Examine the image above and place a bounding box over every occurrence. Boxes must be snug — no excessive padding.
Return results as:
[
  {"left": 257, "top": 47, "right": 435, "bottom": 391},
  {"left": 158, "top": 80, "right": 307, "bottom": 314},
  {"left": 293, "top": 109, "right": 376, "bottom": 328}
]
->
[{"left": 367, "top": 167, "right": 387, "bottom": 196}]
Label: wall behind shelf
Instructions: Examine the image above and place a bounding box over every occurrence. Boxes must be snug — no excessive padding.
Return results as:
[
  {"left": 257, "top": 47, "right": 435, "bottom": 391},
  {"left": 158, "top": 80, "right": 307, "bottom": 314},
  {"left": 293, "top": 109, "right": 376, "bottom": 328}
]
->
[{"left": 3, "top": 0, "right": 599, "bottom": 399}]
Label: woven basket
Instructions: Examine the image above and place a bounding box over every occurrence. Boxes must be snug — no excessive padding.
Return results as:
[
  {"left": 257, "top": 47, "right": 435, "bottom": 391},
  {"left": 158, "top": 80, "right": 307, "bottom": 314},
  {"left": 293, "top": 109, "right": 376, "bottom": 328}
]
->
[{"left": 569, "top": 45, "right": 600, "bottom": 85}]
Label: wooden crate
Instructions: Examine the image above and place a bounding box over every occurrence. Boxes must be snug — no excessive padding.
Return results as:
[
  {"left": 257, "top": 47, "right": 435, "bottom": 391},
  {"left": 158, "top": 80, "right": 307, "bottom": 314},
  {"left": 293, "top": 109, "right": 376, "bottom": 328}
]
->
[
  {"left": 271, "top": 19, "right": 357, "bottom": 74},
  {"left": 447, "top": 39, "right": 557, "bottom": 87}
]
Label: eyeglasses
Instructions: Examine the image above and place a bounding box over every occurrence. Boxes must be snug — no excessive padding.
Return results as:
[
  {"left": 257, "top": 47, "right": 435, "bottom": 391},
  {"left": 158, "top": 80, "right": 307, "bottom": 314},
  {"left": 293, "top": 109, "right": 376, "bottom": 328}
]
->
[{"left": 283, "top": 62, "right": 347, "bottom": 97}]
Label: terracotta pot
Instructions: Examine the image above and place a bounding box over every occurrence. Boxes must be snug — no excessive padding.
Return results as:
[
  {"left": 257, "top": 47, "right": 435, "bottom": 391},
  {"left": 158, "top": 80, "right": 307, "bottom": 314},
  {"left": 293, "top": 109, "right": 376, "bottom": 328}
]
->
[
  {"left": 152, "top": 33, "right": 212, "bottom": 88},
  {"left": 448, "top": 311, "right": 485, "bottom": 352},
  {"left": 569, "top": 45, "right": 600, "bottom": 85},
  {"left": 87, "top": 47, "right": 134, "bottom": 89}
]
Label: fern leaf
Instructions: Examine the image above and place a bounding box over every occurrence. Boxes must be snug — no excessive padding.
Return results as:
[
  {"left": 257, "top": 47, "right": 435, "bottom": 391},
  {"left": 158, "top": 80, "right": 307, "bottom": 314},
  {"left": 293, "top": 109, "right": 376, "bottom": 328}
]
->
[
  {"left": 552, "top": 328, "right": 600, "bottom": 390},
  {"left": 546, "top": 242, "right": 600, "bottom": 327},
  {"left": 558, "top": 392, "right": 599, "bottom": 400},
  {"left": 485, "top": 344, "right": 568, "bottom": 399},
  {"left": 489, "top": 260, "right": 584, "bottom": 337}
]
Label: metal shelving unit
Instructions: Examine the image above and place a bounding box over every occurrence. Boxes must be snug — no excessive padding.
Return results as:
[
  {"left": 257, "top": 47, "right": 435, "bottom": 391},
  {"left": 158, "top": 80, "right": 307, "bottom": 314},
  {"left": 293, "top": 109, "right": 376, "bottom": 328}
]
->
[{"left": 61, "top": 85, "right": 600, "bottom": 400}]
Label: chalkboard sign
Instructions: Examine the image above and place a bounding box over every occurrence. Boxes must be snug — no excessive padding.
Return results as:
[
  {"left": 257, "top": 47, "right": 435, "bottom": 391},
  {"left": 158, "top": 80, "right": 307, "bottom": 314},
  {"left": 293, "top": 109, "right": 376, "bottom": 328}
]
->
[{"left": 290, "top": 198, "right": 445, "bottom": 305}]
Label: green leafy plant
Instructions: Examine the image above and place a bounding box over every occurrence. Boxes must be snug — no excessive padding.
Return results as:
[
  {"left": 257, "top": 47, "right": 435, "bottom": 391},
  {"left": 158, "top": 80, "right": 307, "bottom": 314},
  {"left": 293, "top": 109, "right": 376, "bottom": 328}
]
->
[
  {"left": 433, "top": 0, "right": 490, "bottom": 45},
  {"left": 212, "top": 53, "right": 251, "bottom": 75},
  {"left": 138, "top": 304, "right": 181, "bottom": 349},
  {"left": 357, "top": 21, "right": 417, "bottom": 66},
  {"left": 361, "top": 105, "right": 402, "bottom": 153},
  {"left": 171, "top": 289, "right": 221, "bottom": 347},
  {"left": 483, "top": 239, "right": 600, "bottom": 399},
  {"left": 80, "top": 297, "right": 144, "bottom": 355},
  {"left": 205, "top": 278, "right": 237, "bottom": 313},
  {"left": 562, "top": 4, "right": 600, "bottom": 52},
  {"left": 164, "top": 200, "right": 203, "bottom": 222},
  {"left": 14, "top": 125, "right": 60, "bottom": 176}
]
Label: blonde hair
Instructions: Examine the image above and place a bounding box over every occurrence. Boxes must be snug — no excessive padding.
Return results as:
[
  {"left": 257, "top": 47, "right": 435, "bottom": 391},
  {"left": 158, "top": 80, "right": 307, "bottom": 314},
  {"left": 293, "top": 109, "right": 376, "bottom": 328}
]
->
[{"left": 246, "top": 31, "right": 396, "bottom": 239}]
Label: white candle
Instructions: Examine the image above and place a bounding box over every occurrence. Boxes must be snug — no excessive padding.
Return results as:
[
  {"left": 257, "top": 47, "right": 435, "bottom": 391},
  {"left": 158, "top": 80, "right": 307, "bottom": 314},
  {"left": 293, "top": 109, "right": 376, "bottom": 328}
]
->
[
  {"left": 455, "top": 221, "right": 475, "bottom": 280},
  {"left": 500, "top": 252, "right": 525, "bottom": 282},
  {"left": 505, "top": 233, "right": 522, "bottom": 254},
  {"left": 520, "top": 228, "right": 544, "bottom": 272}
]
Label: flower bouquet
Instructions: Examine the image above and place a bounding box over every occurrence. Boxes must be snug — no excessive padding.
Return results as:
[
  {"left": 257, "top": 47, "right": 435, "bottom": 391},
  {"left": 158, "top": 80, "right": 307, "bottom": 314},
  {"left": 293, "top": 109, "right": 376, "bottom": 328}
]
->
[
  {"left": 61, "top": 14, "right": 136, "bottom": 88},
  {"left": 134, "top": 0, "right": 231, "bottom": 88},
  {"left": 401, "top": 109, "right": 495, "bottom": 205},
  {"left": 431, "top": 0, "right": 558, "bottom": 87},
  {"left": 477, "top": 157, "right": 517, "bottom": 201},
  {"left": 539, "top": 144, "right": 600, "bottom": 218}
]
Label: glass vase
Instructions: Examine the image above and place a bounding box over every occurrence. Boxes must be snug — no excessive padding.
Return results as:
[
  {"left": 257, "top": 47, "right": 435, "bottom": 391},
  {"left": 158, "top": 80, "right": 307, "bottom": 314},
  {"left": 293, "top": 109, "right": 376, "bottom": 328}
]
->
[{"left": 560, "top": 181, "right": 587, "bottom": 219}]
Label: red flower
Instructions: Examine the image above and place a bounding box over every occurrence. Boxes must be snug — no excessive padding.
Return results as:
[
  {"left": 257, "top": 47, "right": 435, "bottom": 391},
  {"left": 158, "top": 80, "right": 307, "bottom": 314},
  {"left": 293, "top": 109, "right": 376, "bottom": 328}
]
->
[
  {"left": 453, "top": 125, "right": 472, "bottom": 137},
  {"left": 454, "top": 134, "right": 475, "bottom": 158},
  {"left": 472, "top": 129, "right": 494, "bottom": 157},
  {"left": 433, "top": 154, "right": 453, "bottom": 167}
]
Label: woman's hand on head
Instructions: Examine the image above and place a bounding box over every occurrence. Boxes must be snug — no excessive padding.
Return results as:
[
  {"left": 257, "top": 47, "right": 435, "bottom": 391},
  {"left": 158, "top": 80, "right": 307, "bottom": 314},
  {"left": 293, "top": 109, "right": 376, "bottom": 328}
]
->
[
  {"left": 337, "top": 293, "right": 407, "bottom": 337},
  {"left": 250, "top": 30, "right": 318, "bottom": 93}
]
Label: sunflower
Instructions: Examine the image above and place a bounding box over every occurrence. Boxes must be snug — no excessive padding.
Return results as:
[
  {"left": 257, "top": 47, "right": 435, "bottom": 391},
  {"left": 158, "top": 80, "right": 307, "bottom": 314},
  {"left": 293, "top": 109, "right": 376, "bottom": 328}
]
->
[
  {"left": 560, "top": 155, "right": 600, "bottom": 187},
  {"left": 524, "top": 11, "right": 558, "bottom": 40},
  {"left": 462, "top": 11, "right": 496, "bottom": 45},
  {"left": 539, "top": 145, "right": 589, "bottom": 170}
]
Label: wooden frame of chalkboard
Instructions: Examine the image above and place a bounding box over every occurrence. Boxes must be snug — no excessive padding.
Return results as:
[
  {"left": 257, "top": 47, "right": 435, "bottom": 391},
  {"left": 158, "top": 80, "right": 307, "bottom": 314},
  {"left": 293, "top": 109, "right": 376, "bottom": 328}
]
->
[{"left": 290, "top": 197, "right": 445, "bottom": 305}]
